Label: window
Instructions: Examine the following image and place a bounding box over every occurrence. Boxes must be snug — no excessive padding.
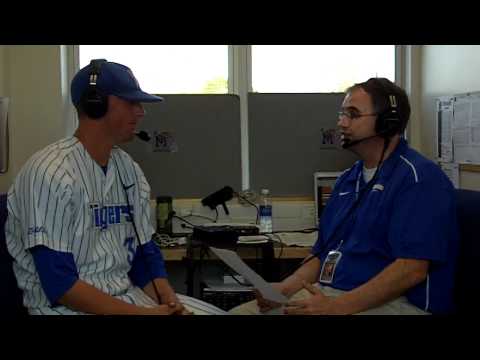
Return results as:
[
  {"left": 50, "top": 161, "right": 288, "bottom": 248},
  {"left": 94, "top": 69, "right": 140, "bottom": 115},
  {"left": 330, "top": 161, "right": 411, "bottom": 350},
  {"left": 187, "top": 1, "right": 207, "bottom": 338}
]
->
[
  {"left": 79, "top": 45, "right": 229, "bottom": 94},
  {"left": 73, "top": 45, "right": 400, "bottom": 193},
  {"left": 251, "top": 45, "right": 396, "bottom": 93}
]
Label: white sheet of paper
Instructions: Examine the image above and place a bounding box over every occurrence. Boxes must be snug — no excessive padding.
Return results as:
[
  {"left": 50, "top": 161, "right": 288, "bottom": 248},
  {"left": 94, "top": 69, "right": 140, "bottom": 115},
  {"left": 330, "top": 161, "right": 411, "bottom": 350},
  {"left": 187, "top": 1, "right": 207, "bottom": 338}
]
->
[
  {"left": 209, "top": 247, "right": 288, "bottom": 304},
  {"left": 453, "top": 100, "right": 470, "bottom": 128}
]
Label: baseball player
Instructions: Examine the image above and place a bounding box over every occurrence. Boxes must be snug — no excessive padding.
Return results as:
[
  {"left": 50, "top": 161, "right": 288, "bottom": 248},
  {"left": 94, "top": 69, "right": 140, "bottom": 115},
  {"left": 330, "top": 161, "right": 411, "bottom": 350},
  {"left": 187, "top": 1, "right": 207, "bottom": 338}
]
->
[{"left": 5, "top": 60, "right": 226, "bottom": 315}]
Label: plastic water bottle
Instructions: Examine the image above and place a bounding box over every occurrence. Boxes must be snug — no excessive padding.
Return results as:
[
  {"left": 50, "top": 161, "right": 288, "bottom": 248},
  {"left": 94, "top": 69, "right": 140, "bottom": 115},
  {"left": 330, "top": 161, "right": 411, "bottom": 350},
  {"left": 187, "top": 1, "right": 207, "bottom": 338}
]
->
[{"left": 259, "top": 188, "right": 273, "bottom": 233}]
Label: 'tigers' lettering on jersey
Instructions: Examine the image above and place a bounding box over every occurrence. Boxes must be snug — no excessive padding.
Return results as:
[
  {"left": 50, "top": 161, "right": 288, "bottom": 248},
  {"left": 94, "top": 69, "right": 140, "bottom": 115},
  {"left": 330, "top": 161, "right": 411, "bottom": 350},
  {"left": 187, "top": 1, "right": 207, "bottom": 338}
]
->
[
  {"left": 27, "top": 226, "right": 47, "bottom": 235},
  {"left": 90, "top": 203, "right": 134, "bottom": 230}
]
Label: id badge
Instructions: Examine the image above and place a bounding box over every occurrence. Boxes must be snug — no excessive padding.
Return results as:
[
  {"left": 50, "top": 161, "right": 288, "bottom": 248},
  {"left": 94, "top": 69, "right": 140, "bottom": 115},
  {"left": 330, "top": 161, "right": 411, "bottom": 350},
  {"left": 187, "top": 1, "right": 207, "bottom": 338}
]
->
[{"left": 319, "top": 250, "right": 342, "bottom": 284}]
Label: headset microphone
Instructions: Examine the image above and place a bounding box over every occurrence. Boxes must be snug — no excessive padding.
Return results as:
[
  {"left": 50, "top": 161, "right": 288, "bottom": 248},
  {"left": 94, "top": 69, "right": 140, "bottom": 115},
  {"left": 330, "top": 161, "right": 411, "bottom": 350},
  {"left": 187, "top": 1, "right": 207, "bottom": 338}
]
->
[
  {"left": 342, "top": 92, "right": 402, "bottom": 149},
  {"left": 342, "top": 128, "right": 398, "bottom": 149},
  {"left": 341, "top": 129, "right": 391, "bottom": 149},
  {"left": 341, "top": 133, "right": 379, "bottom": 149}
]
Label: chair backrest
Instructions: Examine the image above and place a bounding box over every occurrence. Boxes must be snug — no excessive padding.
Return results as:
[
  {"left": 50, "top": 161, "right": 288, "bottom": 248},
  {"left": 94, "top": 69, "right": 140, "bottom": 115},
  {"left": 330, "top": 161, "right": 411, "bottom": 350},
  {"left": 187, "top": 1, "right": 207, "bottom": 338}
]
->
[
  {"left": 0, "top": 193, "right": 28, "bottom": 316},
  {"left": 453, "top": 189, "right": 480, "bottom": 314}
]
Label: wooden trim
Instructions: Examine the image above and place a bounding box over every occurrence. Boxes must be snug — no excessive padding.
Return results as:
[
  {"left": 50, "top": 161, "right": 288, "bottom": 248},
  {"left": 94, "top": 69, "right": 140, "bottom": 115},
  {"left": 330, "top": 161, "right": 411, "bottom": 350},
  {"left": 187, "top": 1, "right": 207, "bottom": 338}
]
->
[
  {"left": 460, "top": 164, "right": 480, "bottom": 173},
  {"left": 274, "top": 246, "right": 311, "bottom": 259},
  {"left": 271, "top": 196, "right": 314, "bottom": 202},
  {"left": 161, "top": 245, "right": 312, "bottom": 261},
  {"left": 162, "top": 248, "right": 187, "bottom": 261},
  {"left": 174, "top": 197, "right": 314, "bottom": 203}
]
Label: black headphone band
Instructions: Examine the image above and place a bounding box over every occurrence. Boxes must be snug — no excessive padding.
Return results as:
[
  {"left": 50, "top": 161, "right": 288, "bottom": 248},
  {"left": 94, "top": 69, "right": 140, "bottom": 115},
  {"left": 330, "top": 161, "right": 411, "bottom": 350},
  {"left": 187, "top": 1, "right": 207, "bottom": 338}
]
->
[
  {"left": 389, "top": 94, "right": 397, "bottom": 108},
  {"left": 82, "top": 59, "right": 109, "bottom": 119},
  {"left": 376, "top": 93, "right": 401, "bottom": 137},
  {"left": 88, "top": 59, "right": 106, "bottom": 87}
]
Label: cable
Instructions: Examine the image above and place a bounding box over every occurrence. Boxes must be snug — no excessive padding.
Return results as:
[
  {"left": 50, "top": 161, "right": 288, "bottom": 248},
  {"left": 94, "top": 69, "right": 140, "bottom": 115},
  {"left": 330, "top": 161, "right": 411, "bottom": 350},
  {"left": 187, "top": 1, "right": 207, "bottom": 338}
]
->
[
  {"left": 268, "top": 233, "right": 285, "bottom": 260},
  {"left": 235, "top": 192, "right": 259, "bottom": 225},
  {"left": 113, "top": 158, "right": 163, "bottom": 305},
  {"left": 183, "top": 212, "right": 217, "bottom": 223},
  {"left": 171, "top": 213, "right": 196, "bottom": 227},
  {"left": 298, "top": 137, "right": 391, "bottom": 269}
]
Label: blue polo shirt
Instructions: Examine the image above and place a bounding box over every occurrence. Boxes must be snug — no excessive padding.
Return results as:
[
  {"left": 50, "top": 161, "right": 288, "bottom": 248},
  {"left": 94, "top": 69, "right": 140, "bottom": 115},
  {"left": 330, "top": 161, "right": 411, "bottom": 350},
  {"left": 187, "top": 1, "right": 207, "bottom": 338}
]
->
[{"left": 312, "top": 138, "right": 459, "bottom": 314}]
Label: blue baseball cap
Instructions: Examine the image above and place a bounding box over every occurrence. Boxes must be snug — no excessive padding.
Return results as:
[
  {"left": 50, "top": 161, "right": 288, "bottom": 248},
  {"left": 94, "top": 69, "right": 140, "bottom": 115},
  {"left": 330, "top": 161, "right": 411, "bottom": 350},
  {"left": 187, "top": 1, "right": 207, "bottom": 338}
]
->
[{"left": 71, "top": 60, "right": 164, "bottom": 106}]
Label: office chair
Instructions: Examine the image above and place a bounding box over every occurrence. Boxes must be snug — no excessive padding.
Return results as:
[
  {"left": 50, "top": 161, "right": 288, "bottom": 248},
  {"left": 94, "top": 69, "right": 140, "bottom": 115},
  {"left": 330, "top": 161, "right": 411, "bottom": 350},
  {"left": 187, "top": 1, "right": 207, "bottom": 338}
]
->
[
  {"left": 453, "top": 189, "right": 480, "bottom": 314},
  {"left": 0, "top": 193, "right": 28, "bottom": 317}
]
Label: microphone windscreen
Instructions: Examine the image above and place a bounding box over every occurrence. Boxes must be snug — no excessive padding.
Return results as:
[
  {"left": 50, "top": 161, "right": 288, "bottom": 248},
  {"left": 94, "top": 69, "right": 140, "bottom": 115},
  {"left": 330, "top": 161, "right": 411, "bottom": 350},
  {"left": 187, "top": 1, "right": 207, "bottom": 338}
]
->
[
  {"left": 201, "top": 186, "right": 234, "bottom": 209},
  {"left": 135, "top": 131, "right": 151, "bottom": 142}
]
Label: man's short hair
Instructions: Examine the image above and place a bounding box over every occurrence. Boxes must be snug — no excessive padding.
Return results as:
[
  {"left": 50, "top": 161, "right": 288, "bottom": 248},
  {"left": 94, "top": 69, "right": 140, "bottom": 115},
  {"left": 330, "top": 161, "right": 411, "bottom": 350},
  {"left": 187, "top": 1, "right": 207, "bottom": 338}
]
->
[{"left": 346, "top": 78, "right": 411, "bottom": 135}]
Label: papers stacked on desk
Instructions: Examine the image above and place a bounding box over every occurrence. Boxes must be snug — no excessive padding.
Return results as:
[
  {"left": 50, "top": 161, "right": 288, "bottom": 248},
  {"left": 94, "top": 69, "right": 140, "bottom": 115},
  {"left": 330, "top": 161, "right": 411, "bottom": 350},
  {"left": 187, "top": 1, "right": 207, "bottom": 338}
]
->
[
  {"left": 237, "top": 235, "right": 269, "bottom": 244},
  {"left": 269, "top": 231, "right": 318, "bottom": 247}
]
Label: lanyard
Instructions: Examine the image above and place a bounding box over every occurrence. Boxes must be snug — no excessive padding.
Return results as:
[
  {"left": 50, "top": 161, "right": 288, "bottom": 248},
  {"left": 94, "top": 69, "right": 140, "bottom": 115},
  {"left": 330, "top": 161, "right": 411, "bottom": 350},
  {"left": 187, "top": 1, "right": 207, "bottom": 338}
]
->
[{"left": 325, "top": 170, "right": 373, "bottom": 252}]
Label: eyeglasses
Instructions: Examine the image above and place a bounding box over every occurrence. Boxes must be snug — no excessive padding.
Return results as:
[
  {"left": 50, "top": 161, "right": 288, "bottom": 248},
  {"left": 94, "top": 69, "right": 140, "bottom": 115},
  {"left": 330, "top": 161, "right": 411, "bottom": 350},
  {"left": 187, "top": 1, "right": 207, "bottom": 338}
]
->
[{"left": 337, "top": 110, "right": 377, "bottom": 120}]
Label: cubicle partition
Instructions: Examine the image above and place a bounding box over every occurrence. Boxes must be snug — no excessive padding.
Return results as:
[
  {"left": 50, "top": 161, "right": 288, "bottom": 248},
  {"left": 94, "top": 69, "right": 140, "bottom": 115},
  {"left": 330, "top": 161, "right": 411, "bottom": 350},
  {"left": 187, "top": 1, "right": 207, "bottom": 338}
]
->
[
  {"left": 121, "top": 94, "right": 242, "bottom": 198},
  {"left": 121, "top": 93, "right": 358, "bottom": 199},
  {"left": 248, "top": 93, "right": 358, "bottom": 196}
]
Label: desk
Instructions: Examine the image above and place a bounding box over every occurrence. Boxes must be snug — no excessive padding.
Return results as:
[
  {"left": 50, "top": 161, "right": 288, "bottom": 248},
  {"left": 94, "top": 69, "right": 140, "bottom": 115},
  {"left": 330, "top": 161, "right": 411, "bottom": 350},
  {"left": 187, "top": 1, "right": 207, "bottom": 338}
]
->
[
  {"left": 162, "top": 242, "right": 312, "bottom": 298},
  {"left": 159, "top": 236, "right": 313, "bottom": 300},
  {"left": 161, "top": 244, "right": 311, "bottom": 261}
]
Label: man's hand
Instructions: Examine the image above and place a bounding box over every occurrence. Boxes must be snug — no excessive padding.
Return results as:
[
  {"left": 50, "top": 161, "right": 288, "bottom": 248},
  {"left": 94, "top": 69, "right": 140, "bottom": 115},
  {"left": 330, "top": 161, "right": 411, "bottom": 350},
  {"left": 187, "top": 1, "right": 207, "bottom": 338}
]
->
[
  {"left": 166, "top": 300, "right": 194, "bottom": 315},
  {"left": 284, "top": 281, "right": 344, "bottom": 315},
  {"left": 145, "top": 279, "right": 192, "bottom": 315},
  {"left": 145, "top": 303, "right": 185, "bottom": 315},
  {"left": 255, "top": 282, "right": 286, "bottom": 313},
  {"left": 162, "top": 294, "right": 194, "bottom": 315}
]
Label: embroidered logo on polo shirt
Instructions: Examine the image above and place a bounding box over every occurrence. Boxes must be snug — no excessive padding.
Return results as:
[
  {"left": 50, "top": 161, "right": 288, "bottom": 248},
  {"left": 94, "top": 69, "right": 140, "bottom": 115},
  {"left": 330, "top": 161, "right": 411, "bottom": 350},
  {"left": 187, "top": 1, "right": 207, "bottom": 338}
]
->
[
  {"left": 372, "top": 184, "right": 384, "bottom": 191},
  {"left": 339, "top": 192, "right": 350, "bottom": 196}
]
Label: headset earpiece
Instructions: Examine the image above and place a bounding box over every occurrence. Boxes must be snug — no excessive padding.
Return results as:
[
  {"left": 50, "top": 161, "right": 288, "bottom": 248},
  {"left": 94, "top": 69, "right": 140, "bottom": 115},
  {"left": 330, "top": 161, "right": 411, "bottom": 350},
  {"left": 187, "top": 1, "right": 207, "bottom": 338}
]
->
[
  {"left": 81, "top": 59, "right": 108, "bottom": 119},
  {"left": 375, "top": 94, "right": 401, "bottom": 138}
]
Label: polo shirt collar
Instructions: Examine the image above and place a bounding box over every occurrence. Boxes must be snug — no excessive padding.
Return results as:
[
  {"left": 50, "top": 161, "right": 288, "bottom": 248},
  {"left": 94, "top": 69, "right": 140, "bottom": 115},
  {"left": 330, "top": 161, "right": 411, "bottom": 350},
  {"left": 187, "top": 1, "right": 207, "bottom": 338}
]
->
[
  {"left": 344, "top": 137, "right": 409, "bottom": 186},
  {"left": 376, "top": 137, "right": 409, "bottom": 182}
]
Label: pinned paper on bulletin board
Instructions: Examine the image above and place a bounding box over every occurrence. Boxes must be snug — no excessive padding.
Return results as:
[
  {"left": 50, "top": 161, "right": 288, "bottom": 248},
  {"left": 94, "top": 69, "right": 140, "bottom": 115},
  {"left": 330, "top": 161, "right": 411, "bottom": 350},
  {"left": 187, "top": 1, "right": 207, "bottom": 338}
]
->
[
  {"left": 436, "top": 96, "right": 454, "bottom": 163},
  {"left": 452, "top": 94, "right": 480, "bottom": 164},
  {"left": 319, "top": 127, "right": 340, "bottom": 149},
  {"left": 152, "top": 131, "right": 178, "bottom": 153}
]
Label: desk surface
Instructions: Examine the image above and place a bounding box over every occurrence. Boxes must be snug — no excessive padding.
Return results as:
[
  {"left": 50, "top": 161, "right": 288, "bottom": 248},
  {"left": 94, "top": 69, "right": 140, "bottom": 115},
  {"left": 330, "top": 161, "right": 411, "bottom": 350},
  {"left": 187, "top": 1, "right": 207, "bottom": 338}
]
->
[{"left": 161, "top": 244, "right": 311, "bottom": 261}]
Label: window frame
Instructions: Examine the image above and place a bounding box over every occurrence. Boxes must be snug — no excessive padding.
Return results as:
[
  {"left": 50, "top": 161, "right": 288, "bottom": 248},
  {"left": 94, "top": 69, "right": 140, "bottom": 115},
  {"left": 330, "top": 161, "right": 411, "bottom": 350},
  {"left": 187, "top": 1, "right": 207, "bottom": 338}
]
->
[{"left": 68, "top": 45, "right": 404, "bottom": 192}]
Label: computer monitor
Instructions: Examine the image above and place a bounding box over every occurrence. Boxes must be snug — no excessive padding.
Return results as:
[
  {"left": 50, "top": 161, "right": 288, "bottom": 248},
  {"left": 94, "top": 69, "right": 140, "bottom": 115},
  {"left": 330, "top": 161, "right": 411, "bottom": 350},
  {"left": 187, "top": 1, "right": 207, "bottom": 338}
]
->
[{"left": 314, "top": 172, "right": 343, "bottom": 226}]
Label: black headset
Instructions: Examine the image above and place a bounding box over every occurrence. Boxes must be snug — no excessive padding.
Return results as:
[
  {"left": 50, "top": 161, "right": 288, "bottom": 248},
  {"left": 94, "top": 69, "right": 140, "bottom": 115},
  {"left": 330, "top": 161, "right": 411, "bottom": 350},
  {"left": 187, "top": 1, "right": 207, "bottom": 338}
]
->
[
  {"left": 80, "top": 59, "right": 109, "bottom": 119},
  {"left": 375, "top": 94, "right": 402, "bottom": 138},
  {"left": 302, "top": 83, "right": 403, "bottom": 269}
]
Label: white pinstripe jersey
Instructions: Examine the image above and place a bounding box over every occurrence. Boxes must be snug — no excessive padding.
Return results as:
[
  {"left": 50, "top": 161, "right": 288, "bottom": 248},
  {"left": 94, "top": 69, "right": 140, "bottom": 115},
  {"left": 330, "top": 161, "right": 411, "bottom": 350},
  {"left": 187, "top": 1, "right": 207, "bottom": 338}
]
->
[{"left": 5, "top": 136, "right": 157, "bottom": 314}]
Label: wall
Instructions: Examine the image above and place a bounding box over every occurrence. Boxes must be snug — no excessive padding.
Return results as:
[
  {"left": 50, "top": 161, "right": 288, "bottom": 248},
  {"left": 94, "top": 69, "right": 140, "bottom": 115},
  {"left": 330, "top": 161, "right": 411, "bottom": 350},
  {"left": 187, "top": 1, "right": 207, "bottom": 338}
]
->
[
  {"left": 0, "top": 45, "right": 9, "bottom": 192},
  {"left": 420, "top": 45, "right": 480, "bottom": 191},
  {"left": 0, "top": 46, "right": 5, "bottom": 96},
  {"left": 2, "top": 45, "right": 480, "bottom": 193},
  {"left": 0, "top": 45, "right": 71, "bottom": 193},
  {"left": 404, "top": 45, "right": 423, "bottom": 153}
]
